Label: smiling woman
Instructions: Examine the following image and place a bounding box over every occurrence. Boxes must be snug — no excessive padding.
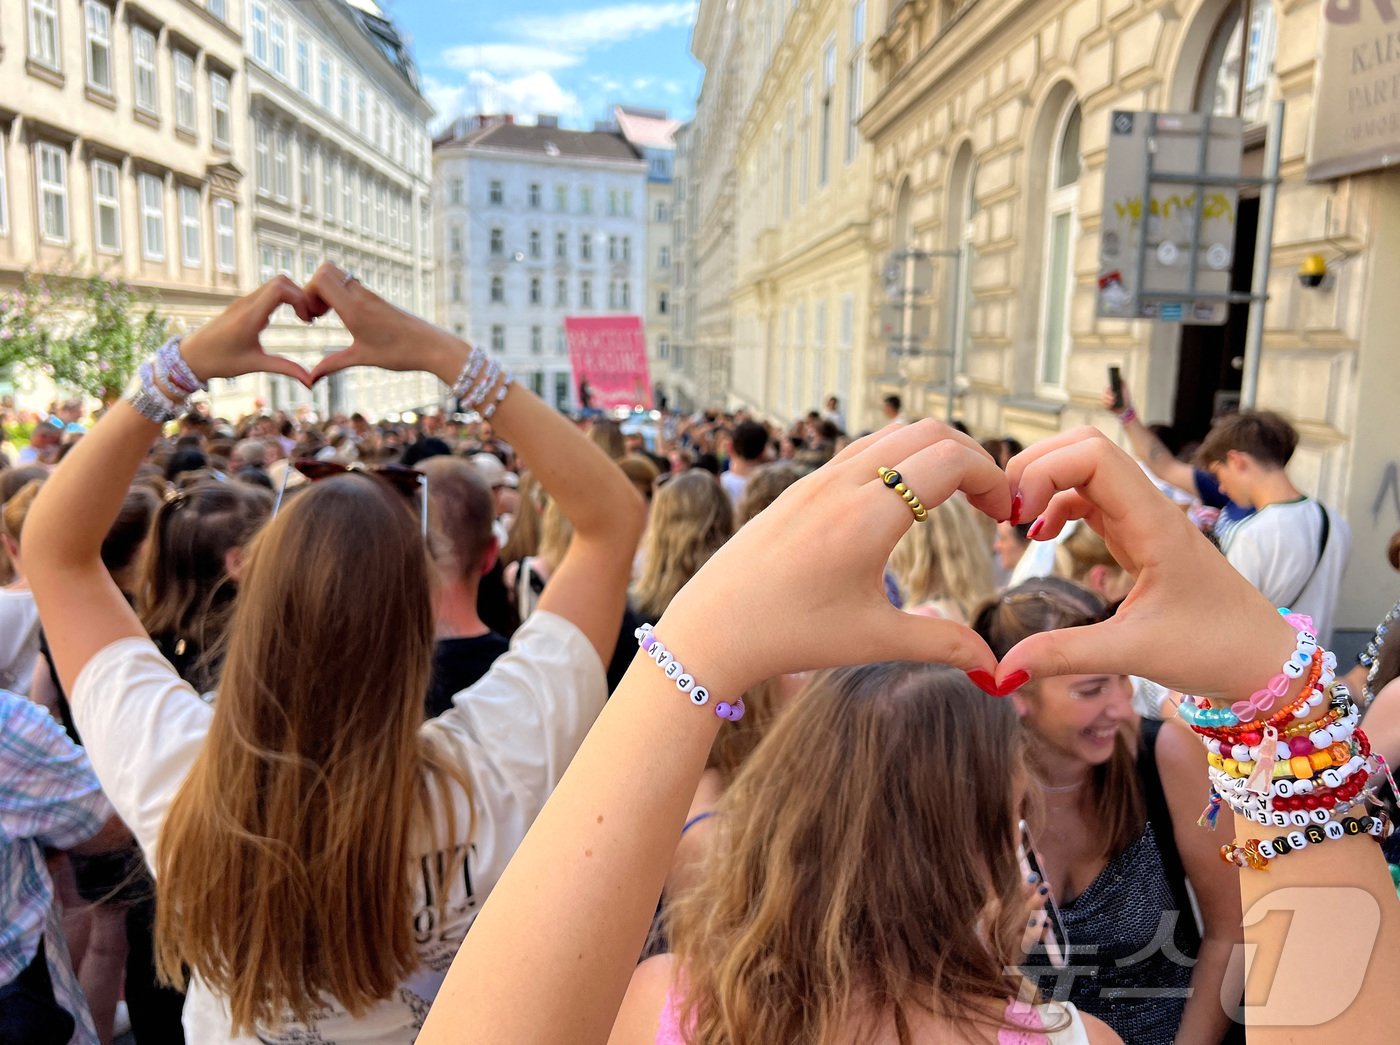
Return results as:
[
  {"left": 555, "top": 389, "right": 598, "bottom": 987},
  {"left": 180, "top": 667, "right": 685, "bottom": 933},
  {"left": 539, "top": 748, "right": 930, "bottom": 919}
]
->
[{"left": 974, "top": 577, "right": 1243, "bottom": 1045}]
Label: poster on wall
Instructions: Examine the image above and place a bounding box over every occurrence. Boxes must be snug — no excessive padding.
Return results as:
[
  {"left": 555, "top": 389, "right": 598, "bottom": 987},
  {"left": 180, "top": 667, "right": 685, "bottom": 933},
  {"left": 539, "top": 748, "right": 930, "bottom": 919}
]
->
[
  {"left": 1307, "top": 0, "right": 1400, "bottom": 180},
  {"left": 564, "top": 315, "right": 653, "bottom": 411}
]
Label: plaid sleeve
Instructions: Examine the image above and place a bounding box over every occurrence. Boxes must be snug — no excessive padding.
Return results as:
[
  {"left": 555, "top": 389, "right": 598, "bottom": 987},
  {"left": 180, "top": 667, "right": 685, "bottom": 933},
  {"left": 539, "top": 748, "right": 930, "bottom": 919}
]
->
[{"left": 0, "top": 690, "right": 111, "bottom": 851}]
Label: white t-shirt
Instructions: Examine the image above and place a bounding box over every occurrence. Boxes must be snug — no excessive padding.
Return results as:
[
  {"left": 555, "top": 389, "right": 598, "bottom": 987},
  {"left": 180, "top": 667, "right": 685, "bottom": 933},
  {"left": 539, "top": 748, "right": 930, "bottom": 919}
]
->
[
  {"left": 719, "top": 468, "right": 748, "bottom": 506},
  {"left": 0, "top": 587, "right": 40, "bottom": 695},
  {"left": 71, "top": 610, "right": 606, "bottom": 1044},
  {"left": 1220, "top": 497, "right": 1351, "bottom": 644}
]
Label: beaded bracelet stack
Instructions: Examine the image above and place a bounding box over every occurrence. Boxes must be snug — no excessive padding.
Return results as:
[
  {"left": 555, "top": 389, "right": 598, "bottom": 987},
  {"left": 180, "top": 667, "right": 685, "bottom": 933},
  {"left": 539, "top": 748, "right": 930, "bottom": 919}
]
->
[
  {"left": 124, "top": 337, "right": 206, "bottom": 424},
  {"left": 634, "top": 623, "right": 745, "bottom": 722},
  {"left": 1181, "top": 608, "right": 1393, "bottom": 870},
  {"left": 448, "top": 348, "right": 514, "bottom": 421}
]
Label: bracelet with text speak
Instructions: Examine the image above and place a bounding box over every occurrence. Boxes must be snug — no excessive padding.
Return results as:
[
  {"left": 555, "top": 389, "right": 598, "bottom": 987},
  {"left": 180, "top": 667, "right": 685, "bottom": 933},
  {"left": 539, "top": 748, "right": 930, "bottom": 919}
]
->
[{"left": 634, "top": 623, "right": 745, "bottom": 722}]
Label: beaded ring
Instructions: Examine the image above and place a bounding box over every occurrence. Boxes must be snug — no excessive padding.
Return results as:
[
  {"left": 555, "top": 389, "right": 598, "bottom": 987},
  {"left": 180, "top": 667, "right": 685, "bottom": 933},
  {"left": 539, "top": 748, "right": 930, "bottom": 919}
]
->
[{"left": 876, "top": 467, "right": 928, "bottom": 522}]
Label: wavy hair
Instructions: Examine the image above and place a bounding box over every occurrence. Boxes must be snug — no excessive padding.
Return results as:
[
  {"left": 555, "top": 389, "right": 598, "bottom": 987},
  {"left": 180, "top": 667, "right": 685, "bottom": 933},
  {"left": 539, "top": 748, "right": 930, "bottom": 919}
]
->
[
  {"left": 887, "top": 494, "right": 997, "bottom": 621},
  {"left": 154, "top": 476, "right": 474, "bottom": 1034},
  {"left": 668, "top": 662, "right": 1047, "bottom": 1043},
  {"left": 632, "top": 470, "right": 733, "bottom": 620}
]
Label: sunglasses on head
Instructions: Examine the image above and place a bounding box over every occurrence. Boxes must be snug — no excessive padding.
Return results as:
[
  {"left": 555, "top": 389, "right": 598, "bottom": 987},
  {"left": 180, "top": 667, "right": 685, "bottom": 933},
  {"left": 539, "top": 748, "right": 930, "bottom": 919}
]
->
[{"left": 273, "top": 459, "right": 429, "bottom": 537}]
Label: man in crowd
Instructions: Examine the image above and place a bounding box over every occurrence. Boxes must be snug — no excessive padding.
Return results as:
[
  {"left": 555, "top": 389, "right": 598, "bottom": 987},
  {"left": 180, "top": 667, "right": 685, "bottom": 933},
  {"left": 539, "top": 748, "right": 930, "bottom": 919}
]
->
[
  {"left": 19, "top": 421, "right": 63, "bottom": 466},
  {"left": 721, "top": 420, "right": 770, "bottom": 505},
  {"left": 882, "top": 394, "right": 907, "bottom": 424}
]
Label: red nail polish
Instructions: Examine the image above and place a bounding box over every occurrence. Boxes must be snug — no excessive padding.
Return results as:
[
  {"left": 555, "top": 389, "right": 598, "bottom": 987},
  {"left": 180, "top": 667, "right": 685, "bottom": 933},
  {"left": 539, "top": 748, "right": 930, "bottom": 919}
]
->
[
  {"left": 1009, "top": 493, "right": 1023, "bottom": 526},
  {"left": 966, "top": 669, "right": 999, "bottom": 697},
  {"left": 995, "top": 669, "right": 1032, "bottom": 696},
  {"left": 1027, "top": 517, "right": 1045, "bottom": 540}
]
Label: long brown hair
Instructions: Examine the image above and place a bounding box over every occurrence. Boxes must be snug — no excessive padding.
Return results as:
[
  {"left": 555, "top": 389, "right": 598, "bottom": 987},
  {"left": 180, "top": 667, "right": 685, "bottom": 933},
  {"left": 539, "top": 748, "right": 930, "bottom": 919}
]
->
[
  {"left": 154, "top": 476, "right": 474, "bottom": 1034},
  {"left": 972, "top": 577, "right": 1145, "bottom": 862},
  {"left": 632, "top": 470, "right": 733, "bottom": 620},
  {"left": 887, "top": 494, "right": 997, "bottom": 620},
  {"left": 668, "top": 663, "right": 1047, "bottom": 1043}
]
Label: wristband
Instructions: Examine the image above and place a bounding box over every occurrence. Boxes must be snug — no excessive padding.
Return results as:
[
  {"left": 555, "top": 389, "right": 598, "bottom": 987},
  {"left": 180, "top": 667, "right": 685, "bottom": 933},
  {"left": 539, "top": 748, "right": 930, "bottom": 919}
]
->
[
  {"left": 634, "top": 623, "right": 745, "bottom": 722},
  {"left": 1118, "top": 406, "right": 1137, "bottom": 425},
  {"left": 124, "top": 361, "right": 186, "bottom": 424}
]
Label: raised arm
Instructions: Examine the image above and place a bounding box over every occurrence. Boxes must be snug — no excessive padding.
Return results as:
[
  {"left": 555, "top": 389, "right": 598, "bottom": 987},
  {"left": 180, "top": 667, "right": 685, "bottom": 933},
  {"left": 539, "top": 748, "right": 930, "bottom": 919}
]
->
[
  {"left": 27, "top": 278, "right": 313, "bottom": 695},
  {"left": 302, "top": 264, "right": 645, "bottom": 665},
  {"left": 1101, "top": 379, "right": 1199, "bottom": 496},
  {"left": 417, "top": 422, "right": 1010, "bottom": 1045}
]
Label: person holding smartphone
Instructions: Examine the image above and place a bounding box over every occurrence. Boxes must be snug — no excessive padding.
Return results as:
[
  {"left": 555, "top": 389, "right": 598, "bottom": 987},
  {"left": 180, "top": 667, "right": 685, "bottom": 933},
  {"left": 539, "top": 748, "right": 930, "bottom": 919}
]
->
[{"left": 974, "top": 578, "right": 1243, "bottom": 1045}]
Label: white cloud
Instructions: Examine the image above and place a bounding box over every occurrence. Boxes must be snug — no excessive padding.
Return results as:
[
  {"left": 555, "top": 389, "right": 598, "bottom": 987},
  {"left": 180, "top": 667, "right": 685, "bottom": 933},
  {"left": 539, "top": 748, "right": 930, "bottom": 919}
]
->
[
  {"left": 441, "top": 43, "right": 582, "bottom": 75},
  {"left": 465, "top": 69, "right": 582, "bottom": 122},
  {"left": 506, "top": 3, "right": 698, "bottom": 50},
  {"left": 423, "top": 75, "right": 466, "bottom": 127}
]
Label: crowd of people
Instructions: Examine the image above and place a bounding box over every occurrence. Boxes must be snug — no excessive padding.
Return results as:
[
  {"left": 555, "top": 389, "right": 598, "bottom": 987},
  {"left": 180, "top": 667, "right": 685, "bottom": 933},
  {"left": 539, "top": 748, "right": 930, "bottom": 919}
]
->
[{"left": 3, "top": 266, "right": 1400, "bottom": 1045}]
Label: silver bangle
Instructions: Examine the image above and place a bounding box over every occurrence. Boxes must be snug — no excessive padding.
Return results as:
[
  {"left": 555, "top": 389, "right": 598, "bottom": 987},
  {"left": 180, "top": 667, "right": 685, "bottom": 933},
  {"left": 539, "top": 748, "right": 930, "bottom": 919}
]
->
[{"left": 124, "top": 361, "right": 186, "bottom": 424}]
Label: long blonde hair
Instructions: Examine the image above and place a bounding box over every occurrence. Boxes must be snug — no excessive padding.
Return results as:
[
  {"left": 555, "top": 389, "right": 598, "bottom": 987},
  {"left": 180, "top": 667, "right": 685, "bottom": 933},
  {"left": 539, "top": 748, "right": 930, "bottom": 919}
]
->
[
  {"left": 632, "top": 470, "right": 733, "bottom": 620},
  {"left": 155, "top": 476, "right": 474, "bottom": 1034},
  {"left": 887, "top": 495, "right": 997, "bottom": 620},
  {"left": 668, "top": 663, "right": 1044, "bottom": 1043}
]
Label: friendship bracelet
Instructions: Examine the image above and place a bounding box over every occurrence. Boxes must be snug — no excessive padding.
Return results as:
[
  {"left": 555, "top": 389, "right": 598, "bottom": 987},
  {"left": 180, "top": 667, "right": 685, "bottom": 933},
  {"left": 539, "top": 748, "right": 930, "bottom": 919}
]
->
[
  {"left": 1118, "top": 407, "right": 1138, "bottom": 426},
  {"left": 154, "top": 336, "right": 206, "bottom": 396},
  {"left": 480, "top": 375, "right": 514, "bottom": 421},
  {"left": 1181, "top": 653, "right": 1326, "bottom": 734},
  {"left": 1234, "top": 611, "right": 1325, "bottom": 722},
  {"left": 1208, "top": 766, "right": 1376, "bottom": 826},
  {"left": 124, "top": 361, "right": 186, "bottom": 424},
  {"left": 461, "top": 360, "right": 502, "bottom": 410},
  {"left": 1220, "top": 812, "right": 1389, "bottom": 871},
  {"left": 449, "top": 349, "right": 489, "bottom": 400},
  {"left": 634, "top": 623, "right": 745, "bottom": 722}
]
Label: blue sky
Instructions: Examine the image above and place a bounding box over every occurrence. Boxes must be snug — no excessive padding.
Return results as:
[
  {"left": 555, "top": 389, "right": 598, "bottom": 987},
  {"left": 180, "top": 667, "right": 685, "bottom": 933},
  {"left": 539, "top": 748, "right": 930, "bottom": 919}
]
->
[{"left": 381, "top": 0, "right": 705, "bottom": 130}]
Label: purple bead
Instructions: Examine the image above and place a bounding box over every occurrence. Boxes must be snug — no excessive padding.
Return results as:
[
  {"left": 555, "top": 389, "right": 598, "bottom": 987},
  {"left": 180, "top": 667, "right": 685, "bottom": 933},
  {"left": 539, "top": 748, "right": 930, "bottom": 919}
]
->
[
  {"left": 728, "top": 701, "right": 746, "bottom": 722},
  {"left": 640, "top": 633, "right": 657, "bottom": 653},
  {"left": 714, "top": 702, "right": 732, "bottom": 719}
]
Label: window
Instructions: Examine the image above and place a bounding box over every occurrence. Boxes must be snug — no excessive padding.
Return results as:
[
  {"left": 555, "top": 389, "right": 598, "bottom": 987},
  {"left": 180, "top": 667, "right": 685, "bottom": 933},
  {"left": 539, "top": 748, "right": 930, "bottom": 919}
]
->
[
  {"left": 451, "top": 272, "right": 462, "bottom": 302},
  {"left": 555, "top": 184, "right": 568, "bottom": 211},
  {"left": 608, "top": 235, "right": 618, "bottom": 263},
  {"left": 555, "top": 230, "right": 567, "bottom": 259},
  {"left": 556, "top": 278, "right": 567, "bottom": 306},
  {"left": 490, "top": 227, "right": 503, "bottom": 256},
  {"left": 271, "top": 14, "right": 286, "bottom": 76},
  {"left": 659, "top": 334, "right": 670, "bottom": 358},
  {"left": 342, "top": 165, "right": 353, "bottom": 226},
  {"left": 299, "top": 140, "right": 314, "bottom": 207},
  {"left": 175, "top": 53, "right": 196, "bottom": 132},
  {"left": 255, "top": 119, "right": 271, "bottom": 193},
  {"left": 250, "top": 1, "right": 267, "bottom": 63},
  {"left": 654, "top": 200, "right": 669, "bottom": 223},
  {"left": 85, "top": 1, "right": 113, "bottom": 93},
  {"left": 139, "top": 172, "right": 164, "bottom": 259},
  {"left": 36, "top": 142, "right": 68, "bottom": 243},
  {"left": 356, "top": 85, "right": 367, "bottom": 135},
  {"left": 179, "top": 185, "right": 201, "bottom": 266},
  {"left": 608, "top": 189, "right": 618, "bottom": 216},
  {"left": 92, "top": 159, "right": 121, "bottom": 252},
  {"left": 846, "top": 0, "right": 866, "bottom": 163},
  {"left": 295, "top": 36, "right": 310, "bottom": 93},
  {"left": 529, "top": 229, "right": 541, "bottom": 259},
  {"left": 819, "top": 39, "right": 836, "bottom": 186},
  {"left": 29, "top": 0, "right": 60, "bottom": 69},
  {"left": 338, "top": 73, "right": 350, "bottom": 123},
  {"left": 259, "top": 243, "right": 274, "bottom": 281},
  {"left": 580, "top": 278, "right": 592, "bottom": 308},
  {"left": 554, "top": 372, "right": 568, "bottom": 408},
  {"left": 529, "top": 183, "right": 541, "bottom": 208},
  {"left": 1199, "top": 0, "right": 1278, "bottom": 126},
  {"left": 374, "top": 180, "right": 385, "bottom": 237},
  {"left": 448, "top": 224, "right": 462, "bottom": 254},
  {"left": 530, "top": 277, "right": 542, "bottom": 305},
  {"left": 658, "top": 245, "right": 670, "bottom": 268},
  {"left": 490, "top": 276, "right": 504, "bottom": 304},
  {"left": 1037, "top": 102, "right": 1082, "bottom": 391},
  {"left": 208, "top": 0, "right": 225, "bottom": 20},
  {"left": 623, "top": 190, "right": 633, "bottom": 216},
  {"left": 215, "top": 198, "right": 235, "bottom": 272},
  {"left": 359, "top": 170, "right": 369, "bottom": 226},
  {"left": 531, "top": 326, "right": 543, "bottom": 354},
  {"left": 302, "top": 249, "right": 317, "bottom": 281},
  {"left": 489, "top": 180, "right": 504, "bottom": 205},
  {"left": 621, "top": 281, "right": 631, "bottom": 309},
  {"left": 450, "top": 177, "right": 463, "bottom": 205},
  {"left": 580, "top": 185, "right": 593, "bottom": 213},
  {"left": 318, "top": 55, "right": 331, "bottom": 109},
  {"left": 622, "top": 236, "right": 632, "bottom": 263},
  {"left": 658, "top": 290, "right": 669, "bottom": 315},
  {"left": 580, "top": 232, "right": 593, "bottom": 262},
  {"left": 273, "top": 128, "right": 289, "bottom": 200},
  {"left": 491, "top": 325, "right": 505, "bottom": 352},
  {"left": 133, "top": 27, "right": 158, "bottom": 114},
  {"left": 211, "top": 72, "right": 232, "bottom": 146},
  {"left": 323, "top": 156, "right": 335, "bottom": 220}
]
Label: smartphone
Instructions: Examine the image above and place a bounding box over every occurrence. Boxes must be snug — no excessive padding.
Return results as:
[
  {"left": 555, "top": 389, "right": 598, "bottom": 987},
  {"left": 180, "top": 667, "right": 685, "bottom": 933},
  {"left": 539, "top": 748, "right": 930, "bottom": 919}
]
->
[
  {"left": 1108, "top": 366, "right": 1124, "bottom": 410},
  {"left": 1019, "top": 819, "right": 1068, "bottom": 968}
]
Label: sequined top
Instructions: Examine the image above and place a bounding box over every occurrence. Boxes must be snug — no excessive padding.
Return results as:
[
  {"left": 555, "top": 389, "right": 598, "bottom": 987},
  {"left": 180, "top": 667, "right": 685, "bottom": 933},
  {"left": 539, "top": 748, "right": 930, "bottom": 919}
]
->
[{"left": 1021, "top": 821, "right": 1197, "bottom": 1045}]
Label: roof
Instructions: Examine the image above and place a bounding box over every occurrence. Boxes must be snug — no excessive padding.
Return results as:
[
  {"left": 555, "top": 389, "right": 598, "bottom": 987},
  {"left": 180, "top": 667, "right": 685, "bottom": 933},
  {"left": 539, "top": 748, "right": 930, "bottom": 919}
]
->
[
  {"left": 614, "top": 106, "right": 681, "bottom": 150},
  {"left": 456, "top": 122, "right": 644, "bottom": 163},
  {"left": 329, "top": 0, "right": 421, "bottom": 93}
]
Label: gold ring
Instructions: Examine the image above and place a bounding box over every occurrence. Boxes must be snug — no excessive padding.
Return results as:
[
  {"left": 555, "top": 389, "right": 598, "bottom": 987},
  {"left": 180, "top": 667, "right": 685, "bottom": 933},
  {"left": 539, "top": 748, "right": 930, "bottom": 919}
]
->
[{"left": 877, "top": 467, "right": 928, "bottom": 522}]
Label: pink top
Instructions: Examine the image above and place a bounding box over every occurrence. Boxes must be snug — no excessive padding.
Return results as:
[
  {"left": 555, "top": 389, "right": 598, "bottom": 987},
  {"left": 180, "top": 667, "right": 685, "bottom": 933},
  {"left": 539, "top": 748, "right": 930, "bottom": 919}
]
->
[{"left": 655, "top": 988, "right": 1085, "bottom": 1044}]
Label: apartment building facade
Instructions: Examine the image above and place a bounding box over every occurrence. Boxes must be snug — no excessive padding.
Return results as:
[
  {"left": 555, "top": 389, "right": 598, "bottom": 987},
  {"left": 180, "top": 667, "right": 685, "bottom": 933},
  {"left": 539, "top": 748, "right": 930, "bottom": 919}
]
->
[
  {"left": 433, "top": 117, "right": 648, "bottom": 412},
  {"left": 243, "top": 0, "right": 436, "bottom": 418},
  {"left": 0, "top": 0, "right": 249, "bottom": 406}
]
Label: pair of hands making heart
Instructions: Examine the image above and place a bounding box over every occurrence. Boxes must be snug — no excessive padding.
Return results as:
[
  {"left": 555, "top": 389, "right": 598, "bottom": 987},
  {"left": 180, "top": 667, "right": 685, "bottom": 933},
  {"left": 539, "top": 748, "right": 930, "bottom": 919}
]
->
[{"left": 177, "top": 272, "right": 1294, "bottom": 704}]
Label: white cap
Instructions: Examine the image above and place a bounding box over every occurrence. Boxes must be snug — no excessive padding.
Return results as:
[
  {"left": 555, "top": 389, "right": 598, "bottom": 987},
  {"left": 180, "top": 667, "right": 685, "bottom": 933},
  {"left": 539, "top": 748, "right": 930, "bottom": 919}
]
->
[{"left": 470, "top": 453, "right": 518, "bottom": 488}]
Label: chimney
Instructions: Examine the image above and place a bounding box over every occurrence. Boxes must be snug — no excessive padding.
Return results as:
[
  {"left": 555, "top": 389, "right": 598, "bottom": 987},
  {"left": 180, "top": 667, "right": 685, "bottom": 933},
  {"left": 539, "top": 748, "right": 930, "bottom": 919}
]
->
[{"left": 537, "top": 114, "right": 559, "bottom": 128}]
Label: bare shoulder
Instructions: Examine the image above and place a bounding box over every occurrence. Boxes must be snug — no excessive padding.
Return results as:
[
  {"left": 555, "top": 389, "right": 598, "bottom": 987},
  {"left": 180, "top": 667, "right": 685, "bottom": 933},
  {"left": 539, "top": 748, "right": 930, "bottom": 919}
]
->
[
  {"left": 607, "top": 954, "right": 676, "bottom": 1045},
  {"left": 1079, "top": 1009, "right": 1124, "bottom": 1044}
]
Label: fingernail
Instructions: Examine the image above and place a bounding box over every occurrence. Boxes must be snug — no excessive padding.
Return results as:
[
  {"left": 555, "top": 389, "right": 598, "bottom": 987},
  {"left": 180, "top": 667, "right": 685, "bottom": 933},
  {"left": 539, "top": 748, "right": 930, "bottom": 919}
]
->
[
  {"left": 966, "top": 669, "right": 999, "bottom": 697},
  {"left": 1026, "top": 872, "right": 1040, "bottom": 885},
  {"left": 995, "top": 669, "right": 1032, "bottom": 697},
  {"left": 1028, "top": 917, "right": 1039, "bottom": 928},
  {"left": 1027, "top": 517, "right": 1046, "bottom": 540},
  {"left": 1009, "top": 493, "right": 1023, "bottom": 526},
  {"left": 1039, "top": 885, "right": 1050, "bottom": 896}
]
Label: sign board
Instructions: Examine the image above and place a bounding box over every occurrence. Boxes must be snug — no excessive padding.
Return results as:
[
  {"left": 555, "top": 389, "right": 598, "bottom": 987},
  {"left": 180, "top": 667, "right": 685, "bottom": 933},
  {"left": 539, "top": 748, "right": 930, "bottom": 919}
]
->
[
  {"left": 563, "top": 315, "right": 652, "bottom": 411},
  {"left": 1307, "top": 0, "right": 1400, "bottom": 180},
  {"left": 1097, "top": 111, "right": 1243, "bottom": 325}
]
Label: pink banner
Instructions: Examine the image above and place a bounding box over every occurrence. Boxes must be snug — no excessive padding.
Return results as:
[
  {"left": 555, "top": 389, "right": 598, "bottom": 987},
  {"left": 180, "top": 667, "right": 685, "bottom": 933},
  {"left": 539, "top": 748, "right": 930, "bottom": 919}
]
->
[{"left": 564, "top": 315, "right": 652, "bottom": 411}]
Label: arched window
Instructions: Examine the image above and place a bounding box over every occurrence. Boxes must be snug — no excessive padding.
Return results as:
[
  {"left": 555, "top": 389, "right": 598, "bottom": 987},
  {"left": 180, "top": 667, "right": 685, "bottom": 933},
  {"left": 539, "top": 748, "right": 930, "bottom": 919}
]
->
[
  {"left": 1196, "top": 0, "right": 1277, "bottom": 126},
  {"left": 1037, "top": 102, "right": 1081, "bottom": 391},
  {"left": 945, "top": 143, "right": 977, "bottom": 375}
]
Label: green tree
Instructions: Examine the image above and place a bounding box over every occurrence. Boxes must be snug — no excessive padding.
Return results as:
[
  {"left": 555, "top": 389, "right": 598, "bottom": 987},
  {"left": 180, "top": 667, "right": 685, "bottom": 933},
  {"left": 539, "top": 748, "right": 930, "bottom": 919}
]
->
[{"left": 0, "top": 272, "right": 170, "bottom": 405}]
